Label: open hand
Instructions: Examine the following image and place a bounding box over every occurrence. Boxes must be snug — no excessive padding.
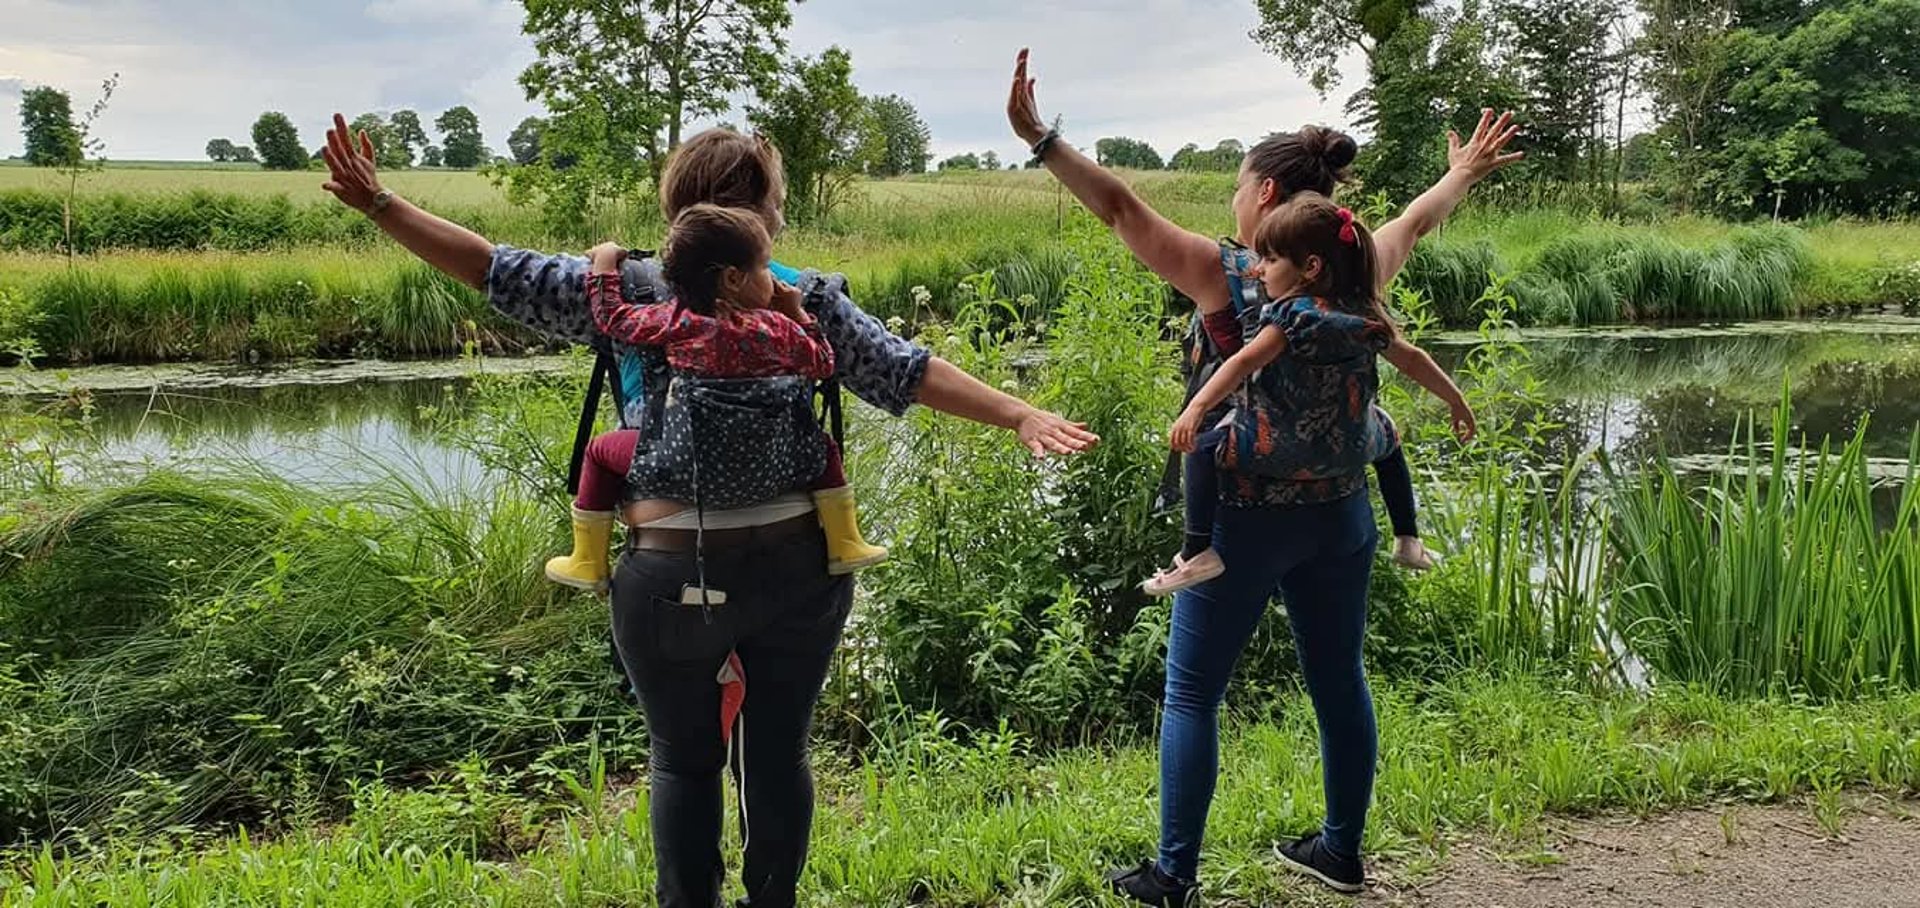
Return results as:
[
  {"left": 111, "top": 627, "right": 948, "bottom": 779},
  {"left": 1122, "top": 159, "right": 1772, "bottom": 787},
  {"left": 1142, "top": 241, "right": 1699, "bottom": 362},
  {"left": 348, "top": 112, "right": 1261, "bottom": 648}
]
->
[
  {"left": 321, "top": 113, "right": 383, "bottom": 213},
  {"left": 1017, "top": 407, "right": 1099, "bottom": 457},
  {"left": 1447, "top": 109, "right": 1526, "bottom": 183},
  {"left": 1007, "top": 48, "right": 1050, "bottom": 146}
]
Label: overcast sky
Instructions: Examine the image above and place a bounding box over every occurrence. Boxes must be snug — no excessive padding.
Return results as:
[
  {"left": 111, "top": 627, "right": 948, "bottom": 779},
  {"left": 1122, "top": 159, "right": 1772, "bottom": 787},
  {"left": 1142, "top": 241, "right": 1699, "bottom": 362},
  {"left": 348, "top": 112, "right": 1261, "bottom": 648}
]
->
[{"left": 0, "top": 0, "right": 1366, "bottom": 163}]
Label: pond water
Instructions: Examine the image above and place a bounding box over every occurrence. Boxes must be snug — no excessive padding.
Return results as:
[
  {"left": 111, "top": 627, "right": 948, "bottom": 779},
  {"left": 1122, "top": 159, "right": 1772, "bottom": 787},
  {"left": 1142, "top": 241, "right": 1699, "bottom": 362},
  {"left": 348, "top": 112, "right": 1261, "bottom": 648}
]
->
[{"left": 6, "top": 318, "right": 1920, "bottom": 489}]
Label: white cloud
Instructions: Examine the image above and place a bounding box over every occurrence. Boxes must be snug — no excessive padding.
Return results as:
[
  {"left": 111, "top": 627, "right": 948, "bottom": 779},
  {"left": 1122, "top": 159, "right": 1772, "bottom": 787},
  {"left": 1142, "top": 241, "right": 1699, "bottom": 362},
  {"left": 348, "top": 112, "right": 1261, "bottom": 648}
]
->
[
  {"left": 0, "top": 0, "right": 1365, "bottom": 163},
  {"left": 366, "top": 0, "right": 514, "bottom": 25}
]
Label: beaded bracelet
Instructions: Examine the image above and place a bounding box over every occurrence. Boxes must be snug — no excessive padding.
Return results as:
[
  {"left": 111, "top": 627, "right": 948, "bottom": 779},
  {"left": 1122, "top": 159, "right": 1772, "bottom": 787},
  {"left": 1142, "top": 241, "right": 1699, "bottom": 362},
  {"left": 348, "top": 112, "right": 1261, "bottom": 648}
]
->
[{"left": 1028, "top": 129, "right": 1062, "bottom": 164}]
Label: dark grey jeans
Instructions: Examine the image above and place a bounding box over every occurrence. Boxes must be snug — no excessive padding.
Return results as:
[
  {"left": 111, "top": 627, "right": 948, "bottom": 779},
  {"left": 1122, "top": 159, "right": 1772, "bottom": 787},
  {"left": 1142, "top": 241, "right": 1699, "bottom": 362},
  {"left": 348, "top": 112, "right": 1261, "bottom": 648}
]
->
[{"left": 609, "top": 521, "right": 853, "bottom": 908}]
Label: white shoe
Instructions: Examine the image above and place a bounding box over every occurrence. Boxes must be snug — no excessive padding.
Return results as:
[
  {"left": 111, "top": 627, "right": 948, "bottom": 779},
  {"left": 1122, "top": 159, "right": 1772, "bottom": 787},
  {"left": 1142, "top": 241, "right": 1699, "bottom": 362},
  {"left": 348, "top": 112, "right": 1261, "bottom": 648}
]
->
[{"left": 1142, "top": 549, "right": 1226, "bottom": 596}]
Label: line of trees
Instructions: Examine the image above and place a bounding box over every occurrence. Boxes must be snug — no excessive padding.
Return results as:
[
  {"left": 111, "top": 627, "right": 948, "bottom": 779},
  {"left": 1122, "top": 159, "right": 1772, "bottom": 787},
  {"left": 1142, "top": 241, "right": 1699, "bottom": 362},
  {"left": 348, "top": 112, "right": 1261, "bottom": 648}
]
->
[
  {"left": 1250, "top": 0, "right": 1920, "bottom": 218},
  {"left": 204, "top": 107, "right": 489, "bottom": 171}
]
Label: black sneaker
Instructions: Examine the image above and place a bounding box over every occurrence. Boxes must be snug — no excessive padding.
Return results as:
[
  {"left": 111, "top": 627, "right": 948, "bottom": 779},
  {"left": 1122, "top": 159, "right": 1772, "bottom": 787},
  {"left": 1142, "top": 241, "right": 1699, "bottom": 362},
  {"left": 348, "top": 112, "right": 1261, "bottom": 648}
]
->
[
  {"left": 1274, "top": 832, "right": 1365, "bottom": 893},
  {"left": 1106, "top": 859, "right": 1201, "bottom": 907}
]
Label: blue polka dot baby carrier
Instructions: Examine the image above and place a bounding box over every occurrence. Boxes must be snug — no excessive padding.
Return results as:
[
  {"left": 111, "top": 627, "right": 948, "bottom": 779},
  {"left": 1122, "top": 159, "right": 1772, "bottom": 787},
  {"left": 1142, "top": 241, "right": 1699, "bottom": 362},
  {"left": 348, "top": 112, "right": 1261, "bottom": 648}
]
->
[{"left": 626, "top": 372, "right": 827, "bottom": 511}]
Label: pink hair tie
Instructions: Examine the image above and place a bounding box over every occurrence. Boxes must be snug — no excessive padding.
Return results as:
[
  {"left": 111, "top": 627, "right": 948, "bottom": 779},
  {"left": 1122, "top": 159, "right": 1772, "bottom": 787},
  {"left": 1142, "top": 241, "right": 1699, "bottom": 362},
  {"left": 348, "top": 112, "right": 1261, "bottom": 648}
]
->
[{"left": 1336, "top": 208, "right": 1358, "bottom": 245}]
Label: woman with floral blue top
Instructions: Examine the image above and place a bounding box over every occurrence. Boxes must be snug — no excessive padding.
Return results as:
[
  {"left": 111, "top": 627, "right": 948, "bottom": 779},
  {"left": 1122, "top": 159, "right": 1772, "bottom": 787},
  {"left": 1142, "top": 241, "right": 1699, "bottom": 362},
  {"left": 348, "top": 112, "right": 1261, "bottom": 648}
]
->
[
  {"left": 1006, "top": 50, "right": 1523, "bottom": 907},
  {"left": 320, "top": 116, "right": 1095, "bottom": 908}
]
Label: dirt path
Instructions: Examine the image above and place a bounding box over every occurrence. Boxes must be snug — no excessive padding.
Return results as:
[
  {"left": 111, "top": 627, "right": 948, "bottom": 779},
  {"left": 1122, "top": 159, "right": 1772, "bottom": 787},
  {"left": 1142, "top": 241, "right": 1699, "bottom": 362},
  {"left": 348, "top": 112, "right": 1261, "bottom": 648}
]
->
[{"left": 1379, "top": 799, "right": 1920, "bottom": 908}]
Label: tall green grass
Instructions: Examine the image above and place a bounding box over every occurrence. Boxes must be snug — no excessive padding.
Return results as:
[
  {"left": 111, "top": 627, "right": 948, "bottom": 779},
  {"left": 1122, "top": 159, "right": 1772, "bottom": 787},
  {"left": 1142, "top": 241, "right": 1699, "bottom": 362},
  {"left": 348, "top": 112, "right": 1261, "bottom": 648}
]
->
[
  {"left": 1404, "top": 225, "right": 1814, "bottom": 325},
  {"left": 1607, "top": 399, "right": 1920, "bottom": 696},
  {"left": 0, "top": 466, "right": 640, "bottom": 843},
  {"left": 22, "top": 260, "right": 501, "bottom": 362}
]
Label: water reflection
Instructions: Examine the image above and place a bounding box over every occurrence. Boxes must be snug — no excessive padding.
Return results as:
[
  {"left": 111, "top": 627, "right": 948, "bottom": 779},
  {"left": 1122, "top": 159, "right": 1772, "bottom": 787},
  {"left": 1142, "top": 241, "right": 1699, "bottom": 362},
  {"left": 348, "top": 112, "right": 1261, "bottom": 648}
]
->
[{"left": 5, "top": 318, "right": 1918, "bottom": 491}]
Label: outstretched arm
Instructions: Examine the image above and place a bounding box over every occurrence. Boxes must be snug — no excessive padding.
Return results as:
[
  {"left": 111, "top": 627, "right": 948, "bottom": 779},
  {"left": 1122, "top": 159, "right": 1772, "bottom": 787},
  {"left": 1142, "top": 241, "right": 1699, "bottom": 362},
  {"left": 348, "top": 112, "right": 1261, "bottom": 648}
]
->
[
  {"left": 1008, "top": 49, "right": 1229, "bottom": 310},
  {"left": 321, "top": 113, "right": 493, "bottom": 289},
  {"left": 1169, "top": 326, "right": 1288, "bottom": 452},
  {"left": 1371, "top": 109, "right": 1526, "bottom": 287},
  {"left": 1383, "top": 337, "right": 1477, "bottom": 443}
]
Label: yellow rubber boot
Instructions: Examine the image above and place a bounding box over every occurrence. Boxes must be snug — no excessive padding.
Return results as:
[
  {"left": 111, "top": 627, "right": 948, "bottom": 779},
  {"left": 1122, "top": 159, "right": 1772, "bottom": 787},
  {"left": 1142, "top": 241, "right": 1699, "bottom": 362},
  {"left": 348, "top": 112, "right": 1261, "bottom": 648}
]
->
[
  {"left": 544, "top": 507, "right": 615, "bottom": 593},
  {"left": 814, "top": 487, "right": 888, "bottom": 575}
]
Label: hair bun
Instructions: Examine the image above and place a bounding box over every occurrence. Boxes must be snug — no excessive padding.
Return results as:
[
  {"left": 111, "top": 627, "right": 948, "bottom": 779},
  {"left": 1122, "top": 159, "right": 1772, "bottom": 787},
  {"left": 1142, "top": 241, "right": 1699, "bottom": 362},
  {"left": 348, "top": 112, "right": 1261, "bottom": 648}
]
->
[{"left": 1300, "top": 125, "right": 1358, "bottom": 173}]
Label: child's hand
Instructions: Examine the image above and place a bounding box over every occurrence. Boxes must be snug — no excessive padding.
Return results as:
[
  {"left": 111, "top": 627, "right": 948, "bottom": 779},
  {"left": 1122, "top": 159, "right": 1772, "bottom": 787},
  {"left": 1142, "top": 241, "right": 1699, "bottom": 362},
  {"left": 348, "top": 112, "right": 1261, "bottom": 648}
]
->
[
  {"left": 771, "top": 280, "right": 807, "bottom": 322},
  {"left": 588, "top": 242, "right": 626, "bottom": 274},
  {"left": 1169, "top": 408, "right": 1203, "bottom": 453},
  {"left": 1450, "top": 401, "right": 1478, "bottom": 444}
]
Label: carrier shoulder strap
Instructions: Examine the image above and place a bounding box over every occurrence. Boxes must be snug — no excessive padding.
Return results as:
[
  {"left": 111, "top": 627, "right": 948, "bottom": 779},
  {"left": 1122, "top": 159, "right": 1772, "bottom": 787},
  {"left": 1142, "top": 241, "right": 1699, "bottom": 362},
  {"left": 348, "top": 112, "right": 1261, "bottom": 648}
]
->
[{"left": 565, "top": 349, "right": 622, "bottom": 497}]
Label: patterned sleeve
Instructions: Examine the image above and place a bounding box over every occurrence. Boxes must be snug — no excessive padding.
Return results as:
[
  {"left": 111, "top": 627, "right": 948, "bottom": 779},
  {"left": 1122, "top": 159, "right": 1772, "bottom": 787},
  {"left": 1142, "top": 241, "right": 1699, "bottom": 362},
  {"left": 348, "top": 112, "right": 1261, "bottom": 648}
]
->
[
  {"left": 589, "top": 272, "right": 678, "bottom": 347},
  {"left": 802, "top": 273, "right": 931, "bottom": 417},
  {"left": 484, "top": 245, "right": 597, "bottom": 345}
]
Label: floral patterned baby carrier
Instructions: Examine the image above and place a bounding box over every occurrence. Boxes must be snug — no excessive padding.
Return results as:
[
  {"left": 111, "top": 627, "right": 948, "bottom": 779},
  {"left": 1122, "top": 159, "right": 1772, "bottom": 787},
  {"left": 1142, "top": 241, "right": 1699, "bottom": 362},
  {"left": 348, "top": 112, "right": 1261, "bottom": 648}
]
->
[
  {"left": 1210, "top": 242, "right": 1398, "bottom": 480},
  {"left": 1219, "top": 296, "right": 1396, "bottom": 479}
]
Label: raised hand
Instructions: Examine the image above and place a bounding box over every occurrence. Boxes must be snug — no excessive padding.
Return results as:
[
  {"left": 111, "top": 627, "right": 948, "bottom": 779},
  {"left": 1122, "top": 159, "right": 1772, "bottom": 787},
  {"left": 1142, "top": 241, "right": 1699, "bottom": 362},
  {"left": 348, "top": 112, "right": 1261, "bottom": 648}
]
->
[
  {"left": 1447, "top": 109, "right": 1526, "bottom": 183},
  {"left": 321, "top": 112, "right": 384, "bottom": 213},
  {"left": 1007, "top": 48, "right": 1049, "bottom": 146}
]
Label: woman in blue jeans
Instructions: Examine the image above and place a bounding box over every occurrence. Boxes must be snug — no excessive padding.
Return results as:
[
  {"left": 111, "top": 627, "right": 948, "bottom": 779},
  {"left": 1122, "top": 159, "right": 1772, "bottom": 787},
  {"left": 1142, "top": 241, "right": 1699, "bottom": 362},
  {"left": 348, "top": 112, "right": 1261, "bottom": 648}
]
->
[{"left": 1007, "top": 49, "right": 1523, "bottom": 905}]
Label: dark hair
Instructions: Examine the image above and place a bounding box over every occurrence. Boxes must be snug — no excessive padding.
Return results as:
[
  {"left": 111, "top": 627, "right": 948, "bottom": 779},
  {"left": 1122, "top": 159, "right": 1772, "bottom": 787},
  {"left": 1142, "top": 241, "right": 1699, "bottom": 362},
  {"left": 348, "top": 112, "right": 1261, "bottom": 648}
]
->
[
  {"left": 659, "top": 129, "right": 787, "bottom": 232},
  {"left": 661, "top": 204, "right": 771, "bottom": 316},
  {"left": 1252, "top": 192, "right": 1393, "bottom": 332},
  {"left": 1241, "top": 125, "right": 1358, "bottom": 201}
]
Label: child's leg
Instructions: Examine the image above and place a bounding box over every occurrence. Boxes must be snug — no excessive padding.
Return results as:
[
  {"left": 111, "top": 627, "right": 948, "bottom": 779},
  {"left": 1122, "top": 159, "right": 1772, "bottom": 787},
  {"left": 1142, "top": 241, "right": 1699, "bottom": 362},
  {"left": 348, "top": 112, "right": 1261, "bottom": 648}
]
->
[
  {"left": 811, "top": 436, "right": 847, "bottom": 491},
  {"left": 1372, "top": 445, "right": 1418, "bottom": 539},
  {"left": 547, "top": 429, "right": 635, "bottom": 592},
  {"left": 576, "top": 429, "right": 641, "bottom": 512},
  {"left": 812, "top": 436, "right": 886, "bottom": 574},
  {"left": 1200, "top": 309, "right": 1244, "bottom": 357},
  {"left": 1181, "top": 429, "right": 1227, "bottom": 560},
  {"left": 1145, "top": 428, "right": 1230, "bottom": 596},
  {"left": 1372, "top": 445, "right": 1436, "bottom": 570}
]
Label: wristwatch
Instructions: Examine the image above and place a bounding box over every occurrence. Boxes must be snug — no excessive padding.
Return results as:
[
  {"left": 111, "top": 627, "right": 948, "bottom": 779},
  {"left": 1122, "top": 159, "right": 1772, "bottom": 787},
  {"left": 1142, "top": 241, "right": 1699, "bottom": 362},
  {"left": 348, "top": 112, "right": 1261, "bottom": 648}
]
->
[{"left": 369, "top": 189, "right": 395, "bottom": 215}]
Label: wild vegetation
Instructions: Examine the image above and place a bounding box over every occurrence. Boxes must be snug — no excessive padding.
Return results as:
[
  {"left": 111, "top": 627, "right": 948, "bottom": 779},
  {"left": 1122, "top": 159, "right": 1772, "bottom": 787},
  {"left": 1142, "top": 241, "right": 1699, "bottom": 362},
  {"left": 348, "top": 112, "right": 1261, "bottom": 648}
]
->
[{"left": 2, "top": 228, "right": 1917, "bottom": 892}]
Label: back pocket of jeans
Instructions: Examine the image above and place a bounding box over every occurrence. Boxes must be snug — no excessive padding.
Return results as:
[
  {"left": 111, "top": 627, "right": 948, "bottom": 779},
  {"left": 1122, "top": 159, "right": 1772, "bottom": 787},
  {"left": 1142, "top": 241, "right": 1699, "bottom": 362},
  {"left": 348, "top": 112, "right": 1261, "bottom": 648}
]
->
[{"left": 649, "top": 593, "right": 737, "bottom": 663}]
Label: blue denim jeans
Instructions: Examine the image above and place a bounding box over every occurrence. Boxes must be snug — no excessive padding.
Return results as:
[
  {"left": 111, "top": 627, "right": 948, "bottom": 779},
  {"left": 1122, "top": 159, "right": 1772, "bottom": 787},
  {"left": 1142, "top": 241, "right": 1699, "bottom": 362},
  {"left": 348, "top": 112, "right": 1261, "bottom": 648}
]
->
[{"left": 1156, "top": 490, "right": 1379, "bottom": 881}]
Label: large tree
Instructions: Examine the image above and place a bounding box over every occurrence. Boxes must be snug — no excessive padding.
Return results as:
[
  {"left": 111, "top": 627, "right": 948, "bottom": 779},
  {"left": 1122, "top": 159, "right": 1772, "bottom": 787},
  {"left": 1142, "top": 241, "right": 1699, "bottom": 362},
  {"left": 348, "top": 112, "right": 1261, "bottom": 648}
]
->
[
  {"left": 251, "top": 112, "right": 307, "bottom": 170},
  {"left": 507, "top": 116, "right": 548, "bottom": 165},
  {"left": 434, "top": 106, "right": 485, "bottom": 168},
  {"left": 516, "top": 0, "right": 795, "bottom": 188},
  {"left": 350, "top": 113, "right": 412, "bottom": 170},
  {"left": 1635, "top": 0, "right": 1740, "bottom": 207},
  {"left": 204, "top": 138, "right": 238, "bottom": 162},
  {"left": 1168, "top": 138, "right": 1246, "bottom": 172},
  {"left": 20, "top": 86, "right": 82, "bottom": 167},
  {"left": 1705, "top": 0, "right": 1920, "bottom": 216},
  {"left": 387, "top": 110, "right": 429, "bottom": 166},
  {"left": 859, "top": 94, "right": 932, "bottom": 177},
  {"left": 748, "top": 46, "right": 867, "bottom": 222},
  {"left": 1499, "top": 0, "right": 1616, "bottom": 182},
  {"left": 1094, "top": 136, "right": 1165, "bottom": 170}
]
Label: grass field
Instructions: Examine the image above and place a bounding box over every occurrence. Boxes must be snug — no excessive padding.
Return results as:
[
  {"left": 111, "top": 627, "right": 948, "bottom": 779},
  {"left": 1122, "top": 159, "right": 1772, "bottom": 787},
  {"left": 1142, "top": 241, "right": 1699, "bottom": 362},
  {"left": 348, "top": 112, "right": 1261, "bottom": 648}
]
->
[
  {"left": 0, "top": 162, "right": 502, "bottom": 205},
  {"left": 2, "top": 163, "right": 1919, "bottom": 364},
  {"left": 4, "top": 676, "right": 1917, "bottom": 906}
]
